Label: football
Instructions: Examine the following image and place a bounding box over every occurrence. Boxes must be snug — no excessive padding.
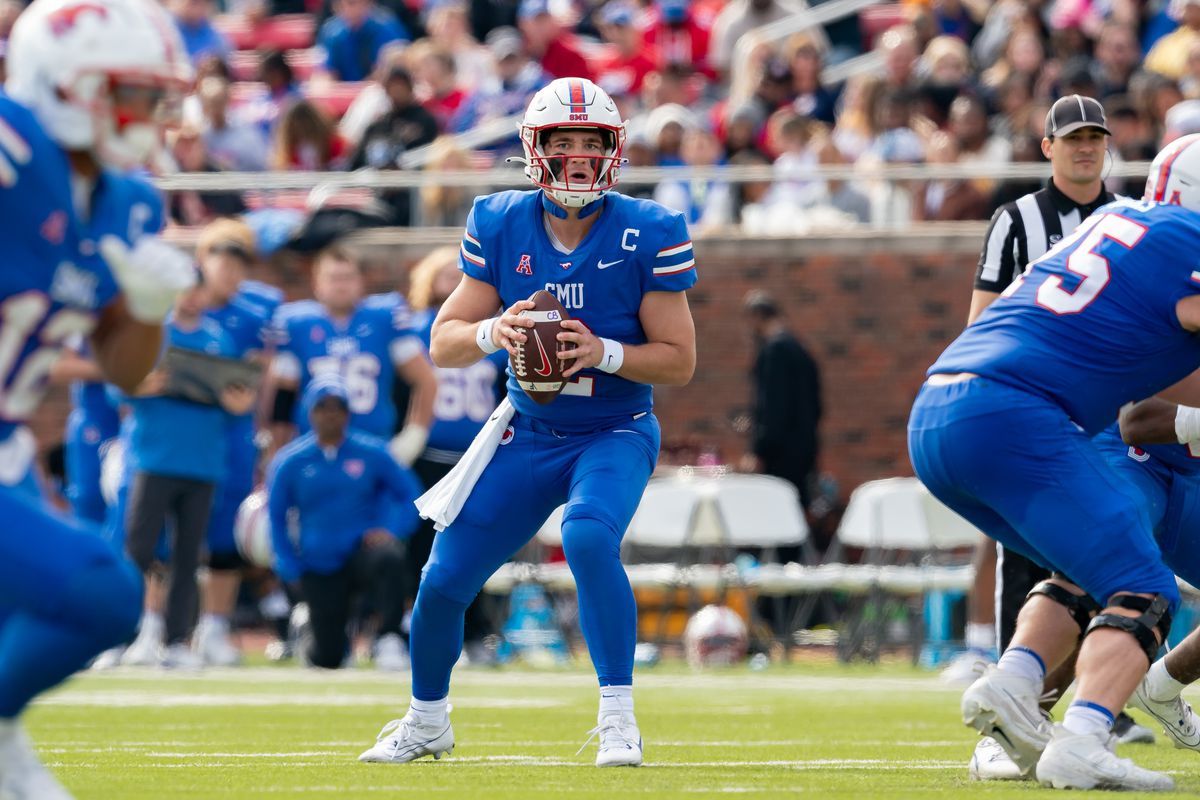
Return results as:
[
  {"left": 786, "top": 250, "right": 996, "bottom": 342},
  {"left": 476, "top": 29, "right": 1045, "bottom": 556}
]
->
[{"left": 511, "top": 290, "right": 570, "bottom": 405}]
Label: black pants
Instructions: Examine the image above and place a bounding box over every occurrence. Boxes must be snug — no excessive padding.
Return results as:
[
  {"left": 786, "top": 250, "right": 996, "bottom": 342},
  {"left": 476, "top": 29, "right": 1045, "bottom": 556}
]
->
[
  {"left": 125, "top": 471, "right": 216, "bottom": 645},
  {"left": 299, "top": 538, "right": 406, "bottom": 669},
  {"left": 413, "top": 457, "right": 492, "bottom": 643},
  {"left": 997, "top": 544, "right": 1052, "bottom": 651}
]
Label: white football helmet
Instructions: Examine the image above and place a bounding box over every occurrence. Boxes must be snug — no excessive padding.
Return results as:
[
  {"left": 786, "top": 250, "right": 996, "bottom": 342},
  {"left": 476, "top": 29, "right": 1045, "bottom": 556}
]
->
[
  {"left": 683, "top": 604, "right": 749, "bottom": 668},
  {"left": 517, "top": 77, "right": 626, "bottom": 208},
  {"left": 6, "top": 0, "right": 193, "bottom": 169},
  {"left": 1145, "top": 133, "right": 1200, "bottom": 211}
]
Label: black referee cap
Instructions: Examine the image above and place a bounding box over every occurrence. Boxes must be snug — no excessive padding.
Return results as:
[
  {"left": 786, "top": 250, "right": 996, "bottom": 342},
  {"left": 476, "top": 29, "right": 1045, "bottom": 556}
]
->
[{"left": 1045, "top": 94, "right": 1111, "bottom": 139}]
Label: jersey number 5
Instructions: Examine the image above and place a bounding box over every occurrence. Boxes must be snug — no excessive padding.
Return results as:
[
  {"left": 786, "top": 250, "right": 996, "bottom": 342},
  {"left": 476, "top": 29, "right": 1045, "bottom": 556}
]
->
[{"left": 1013, "top": 213, "right": 1149, "bottom": 315}]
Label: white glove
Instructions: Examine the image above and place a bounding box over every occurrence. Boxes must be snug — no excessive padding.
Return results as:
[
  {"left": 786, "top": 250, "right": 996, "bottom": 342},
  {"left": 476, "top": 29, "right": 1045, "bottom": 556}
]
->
[
  {"left": 389, "top": 424, "right": 429, "bottom": 466},
  {"left": 99, "top": 235, "right": 197, "bottom": 324}
]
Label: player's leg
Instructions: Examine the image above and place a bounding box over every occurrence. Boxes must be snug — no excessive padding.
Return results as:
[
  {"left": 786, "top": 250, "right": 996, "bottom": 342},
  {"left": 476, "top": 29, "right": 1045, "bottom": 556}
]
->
[
  {"left": 195, "top": 480, "right": 250, "bottom": 666},
  {"left": 63, "top": 412, "right": 109, "bottom": 524},
  {"left": 159, "top": 478, "right": 214, "bottom": 669},
  {"left": 1132, "top": 470, "right": 1200, "bottom": 750},
  {"left": 561, "top": 414, "right": 659, "bottom": 767},
  {"left": 360, "top": 420, "right": 564, "bottom": 764},
  {"left": 122, "top": 471, "right": 176, "bottom": 665},
  {"left": 0, "top": 486, "right": 142, "bottom": 798},
  {"left": 348, "top": 537, "right": 409, "bottom": 671},
  {"left": 299, "top": 564, "right": 353, "bottom": 669}
]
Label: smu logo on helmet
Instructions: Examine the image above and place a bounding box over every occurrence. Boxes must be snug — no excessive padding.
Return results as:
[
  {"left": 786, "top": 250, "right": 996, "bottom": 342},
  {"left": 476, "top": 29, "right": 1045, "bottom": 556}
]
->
[
  {"left": 47, "top": 2, "right": 108, "bottom": 36},
  {"left": 568, "top": 113, "right": 590, "bottom": 121}
]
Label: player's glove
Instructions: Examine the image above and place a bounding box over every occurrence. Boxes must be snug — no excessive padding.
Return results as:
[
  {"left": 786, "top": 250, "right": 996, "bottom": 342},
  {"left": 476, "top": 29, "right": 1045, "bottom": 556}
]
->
[
  {"left": 99, "top": 235, "right": 198, "bottom": 324},
  {"left": 388, "top": 424, "right": 429, "bottom": 467}
]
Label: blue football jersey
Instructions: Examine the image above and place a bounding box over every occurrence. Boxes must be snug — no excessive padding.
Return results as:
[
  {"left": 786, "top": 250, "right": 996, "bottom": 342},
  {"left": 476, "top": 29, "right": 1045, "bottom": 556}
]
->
[
  {"left": 413, "top": 307, "right": 507, "bottom": 458},
  {"left": 271, "top": 296, "right": 423, "bottom": 437},
  {"left": 0, "top": 96, "right": 149, "bottom": 444},
  {"left": 459, "top": 190, "right": 697, "bottom": 432},
  {"left": 931, "top": 198, "right": 1200, "bottom": 436},
  {"left": 206, "top": 291, "right": 275, "bottom": 360}
]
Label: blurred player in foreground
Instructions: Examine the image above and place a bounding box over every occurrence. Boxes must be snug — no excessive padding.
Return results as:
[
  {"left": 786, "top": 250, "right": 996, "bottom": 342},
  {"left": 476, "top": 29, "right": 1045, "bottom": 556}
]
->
[
  {"left": 0, "top": 0, "right": 195, "bottom": 796},
  {"left": 358, "top": 77, "right": 696, "bottom": 768}
]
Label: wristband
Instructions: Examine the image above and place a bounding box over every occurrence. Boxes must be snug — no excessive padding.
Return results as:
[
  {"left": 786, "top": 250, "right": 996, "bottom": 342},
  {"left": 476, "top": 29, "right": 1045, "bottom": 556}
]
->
[
  {"left": 477, "top": 317, "right": 500, "bottom": 354},
  {"left": 1176, "top": 404, "right": 1200, "bottom": 444},
  {"left": 597, "top": 337, "right": 624, "bottom": 374}
]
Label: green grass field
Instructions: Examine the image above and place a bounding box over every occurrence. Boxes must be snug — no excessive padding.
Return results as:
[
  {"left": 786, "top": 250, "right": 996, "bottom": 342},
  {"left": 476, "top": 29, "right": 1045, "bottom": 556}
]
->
[{"left": 23, "top": 660, "right": 1200, "bottom": 799}]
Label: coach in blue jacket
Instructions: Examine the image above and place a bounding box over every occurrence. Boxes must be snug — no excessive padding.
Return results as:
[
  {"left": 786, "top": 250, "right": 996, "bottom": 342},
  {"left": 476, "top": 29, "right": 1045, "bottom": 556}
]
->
[{"left": 267, "top": 375, "right": 423, "bottom": 669}]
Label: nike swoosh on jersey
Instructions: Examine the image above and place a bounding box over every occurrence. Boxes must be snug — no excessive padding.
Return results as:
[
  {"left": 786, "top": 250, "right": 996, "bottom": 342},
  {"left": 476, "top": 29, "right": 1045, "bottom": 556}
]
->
[{"left": 597, "top": 259, "right": 624, "bottom": 269}]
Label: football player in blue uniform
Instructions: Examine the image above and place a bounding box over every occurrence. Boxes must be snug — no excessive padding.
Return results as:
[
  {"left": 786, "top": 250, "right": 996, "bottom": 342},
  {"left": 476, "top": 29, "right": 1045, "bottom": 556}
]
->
[
  {"left": 51, "top": 345, "right": 122, "bottom": 524},
  {"left": 193, "top": 219, "right": 282, "bottom": 666},
  {"left": 0, "top": 0, "right": 195, "bottom": 796},
  {"left": 909, "top": 135, "right": 1200, "bottom": 790},
  {"left": 358, "top": 77, "right": 697, "bottom": 768},
  {"left": 268, "top": 245, "right": 436, "bottom": 463}
]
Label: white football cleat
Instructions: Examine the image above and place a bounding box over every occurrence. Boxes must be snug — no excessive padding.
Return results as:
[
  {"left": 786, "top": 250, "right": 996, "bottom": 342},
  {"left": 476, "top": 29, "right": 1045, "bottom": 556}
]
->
[
  {"left": 968, "top": 736, "right": 1026, "bottom": 781},
  {"left": 192, "top": 620, "right": 242, "bottom": 667},
  {"left": 89, "top": 646, "right": 126, "bottom": 671},
  {"left": 358, "top": 715, "right": 454, "bottom": 763},
  {"left": 1036, "top": 723, "right": 1174, "bottom": 791},
  {"left": 961, "top": 665, "right": 1051, "bottom": 778},
  {"left": 941, "top": 648, "right": 995, "bottom": 687},
  {"left": 373, "top": 634, "right": 410, "bottom": 672},
  {"left": 121, "top": 618, "right": 164, "bottom": 666},
  {"left": 0, "top": 721, "right": 74, "bottom": 800},
  {"left": 1130, "top": 679, "right": 1200, "bottom": 751},
  {"left": 1112, "top": 711, "right": 1156, "bottom": 745},
  {"left": 578, "top": 715, "right": 643, "bottom": 767}
]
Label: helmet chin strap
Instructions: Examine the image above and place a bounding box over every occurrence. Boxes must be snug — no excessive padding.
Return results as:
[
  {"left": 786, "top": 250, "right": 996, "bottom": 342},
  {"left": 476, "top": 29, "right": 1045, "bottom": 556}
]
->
[{"left": 540, "top": 190, "right": 605, "bottom": 219}]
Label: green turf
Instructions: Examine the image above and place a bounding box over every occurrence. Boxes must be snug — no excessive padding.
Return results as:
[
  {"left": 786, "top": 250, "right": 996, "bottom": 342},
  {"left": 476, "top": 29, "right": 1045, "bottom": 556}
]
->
[{"left": 21, "top": 660, "right": 1200, "bottom": 798}]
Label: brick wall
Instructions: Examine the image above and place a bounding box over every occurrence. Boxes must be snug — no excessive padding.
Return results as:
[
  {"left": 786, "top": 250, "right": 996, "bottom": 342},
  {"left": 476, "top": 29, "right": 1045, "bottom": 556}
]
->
[{"left": 31, "top": 224, "right": 987, "bottom": 501}]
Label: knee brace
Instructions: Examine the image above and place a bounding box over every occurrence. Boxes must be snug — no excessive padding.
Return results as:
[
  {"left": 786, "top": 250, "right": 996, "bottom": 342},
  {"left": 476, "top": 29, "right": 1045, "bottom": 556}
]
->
[
  {"left": 1026, "top": 578, "right": 1102, "bottom": 637},
  {"left": 1084, "top": 594, "right": 1173, "bottom": 663}
]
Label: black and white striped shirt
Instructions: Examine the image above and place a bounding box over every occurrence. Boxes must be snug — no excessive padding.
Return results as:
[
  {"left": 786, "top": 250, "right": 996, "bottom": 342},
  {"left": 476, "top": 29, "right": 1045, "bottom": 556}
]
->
[{"left": 974, "top": 179, "right": 1117, "bottom": 292}]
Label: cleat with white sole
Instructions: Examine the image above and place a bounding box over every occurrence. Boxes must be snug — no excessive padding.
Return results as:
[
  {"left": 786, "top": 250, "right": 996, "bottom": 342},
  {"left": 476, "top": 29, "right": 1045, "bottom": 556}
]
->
[
  {"left": 1130, "top": 678, "right": 1200, "bottom": 751},
  {"left": 373, "top": 634, "right": 410, "bottom": 672},
  {"left": 161, "top": 643, "right": 204, "bottom": 670},
  {"left": 968, "top": 736, "right": 1027, "bottom": 781},
  {"left": 941, "top": 648, "right": 996, "bottom": 687},
  {"left": 1112, "top": 711, "right": 1156, "bottom": 745},
  {"left": 89, "top": 646, "right": 126, "bottom": 671},
  {"left": 0, "top": 721, "right": 74, "bottom": 800},
  {"left": 578, "top": 715, "right": 643, "bottom": 767},
  {"left": 961, "top": 665, "right": 1051, "bottom": 778},
  {"left": 192, "top": 620, "right": 242, "bottom": 667},
  {"left": 1036, "top": 723, "right": 1174, "bottom": 791},
  {"left": 358, "top": 715, "right": 454, "bottom": 763}
]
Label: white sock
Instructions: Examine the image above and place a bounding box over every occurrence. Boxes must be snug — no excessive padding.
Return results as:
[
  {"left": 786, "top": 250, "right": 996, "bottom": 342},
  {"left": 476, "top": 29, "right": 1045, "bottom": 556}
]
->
[
  {"left": 409, "top": 697, "right": 449, "bottom": 725},
  {"left": 599, "top": 685, "right": 634, "bottom": 722},
  {"left": 200, "top": 614, "right": 228, "bottom": 633},
  {"left": 1145, "top": 659, "right": 1188, "bottom": 702},
  {"left": 996, "top": 646, "right": 1045, "bottom": 682},
  {"left": 965, "top": 622, "right": 996, "bottom": 652},
  {"left": 140, "top": 612, "right": 164, "bottom": 634},
  {"left": 1063, "top": 701, "right": 1114, "bottom": 736}
]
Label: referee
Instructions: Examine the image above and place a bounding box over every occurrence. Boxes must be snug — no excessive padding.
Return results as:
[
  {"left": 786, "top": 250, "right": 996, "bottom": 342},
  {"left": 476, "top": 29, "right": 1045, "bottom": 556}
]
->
[{"left": 947, "top": 95, "right": 1155, "bottom": 780}]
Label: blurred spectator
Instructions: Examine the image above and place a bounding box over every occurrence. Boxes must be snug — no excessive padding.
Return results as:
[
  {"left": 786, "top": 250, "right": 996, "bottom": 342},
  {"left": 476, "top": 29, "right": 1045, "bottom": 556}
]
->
[
  {"left": 948, "top": 94, "right": 1012, "bottom": 194},
  {"left": 863, "top": 87, "right": 926, "bottom": 226},
  {"left": 466, "top": 0, "right": 520, "bottom": 43},
  {"left": 762, "top": 112, "right": 821, "bottom": 208},
  {"left": 1164, "top": 97, "right": 1200, "bottom": 144},
  {"left": 449, "top": 27, "right": 550, "bottom": 147},
  {"left": 915, "top": 129, "right": 990, "bottom": 221},
  {"left": 928, "top": 0, "right": 983, "bottom": 42},
  {"left": 722, "top": 102, "right": 768, "bottom": 160},
  {"left": 271, "top": 100, "right": 349, "bottom": 170},
  {"left": 350, "top": 65, "right": 439, "bottom": 223},
  {"left": 615, "top": 125, "right": 658, "bottom": 200},
  {"left": 418, "top": 137, "right": 476, "bottom": 226},
  {"left": 980, "top": 24, "right": 1045, "bottom": 96},
  {"left": 339, "top": 44, "right": 408, "bottom": 148},
  {"left": 644, "top": 0, "right": 716, "bottom": 82},
  {"left": 594, "top": 2, "right": 656, "bottom": 100},
  {"left": 1132, "top": 70, "right": 1186, "bottom": 143},
  {"left": 425, "top": 0, "right": 494, "bottom": 92},
  {"left": 1092, "top": 21, "right": 1142, "bottom": 98},
  {"left": 267, "top": 377, "right": 422, "bottom": 671},
  {"left": 787, "top": 34, "right": 836, "bottom": 124},
  {"left": 653, "top": 126, "right": 734, "bottom": 228},
  {"left": 167, "top": 125, "right": 250, "bottom": 225},
  {"left": 728, "top": 149, "right": 773, "bottom": 224},
  {"left": 1105, "top": 94, "right": 1156, "bottom": 195},
  {"left": 1057, "top": 55, "right": 1101, "bottom": 100},
  {"left": 917, "top": 34, "right": 976, "bottom": 125},
  {"left": 239, "top": 50, "right": 303, "bottom": 137},
  {"left": 640, "top": 63, "right": 703, "bottom": 111},
  {"left": 832, "top": 74, "right": 885, "bottom": 161},
  {"left": 0, "top": 0, "right": 19, "bottom": 41},
  {"left": 1183, "top": 38, "right": 1200, "bottom": 98},
  {"left": 316, "top": 0, "right": 411, "bottom": 82},
  {"left": 989, "top": 133, "right": 1045, "bottom": 208},
  {"left": 709, "top": 0, "right": 803, "bottom": 79},
  {"left": 643, "top": 102, "right": 695, "bottom": 165},
  {"left": 517, "top": 0, "right": 592, "bottom": 81},
  {"left": 992, "top": 71, "right": 1036, "bottom": 140},
  {"left": 1146, "top": 0, "right": 1200, "bottom": 80},
  {"left": 878, "top": 24, "right": 921, "bottom": 91},
  {"left": 972, "top": 0, "right": 1040, "bottom": 70},
  {"left": 172, "top": 0, "right": 231, "bottom": 66},
  {"left": 198, "top": 75, "right": 270, "bottom": 172},
  {"left": 409, "top": 41, "right": 468, "bottom": 131}
]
